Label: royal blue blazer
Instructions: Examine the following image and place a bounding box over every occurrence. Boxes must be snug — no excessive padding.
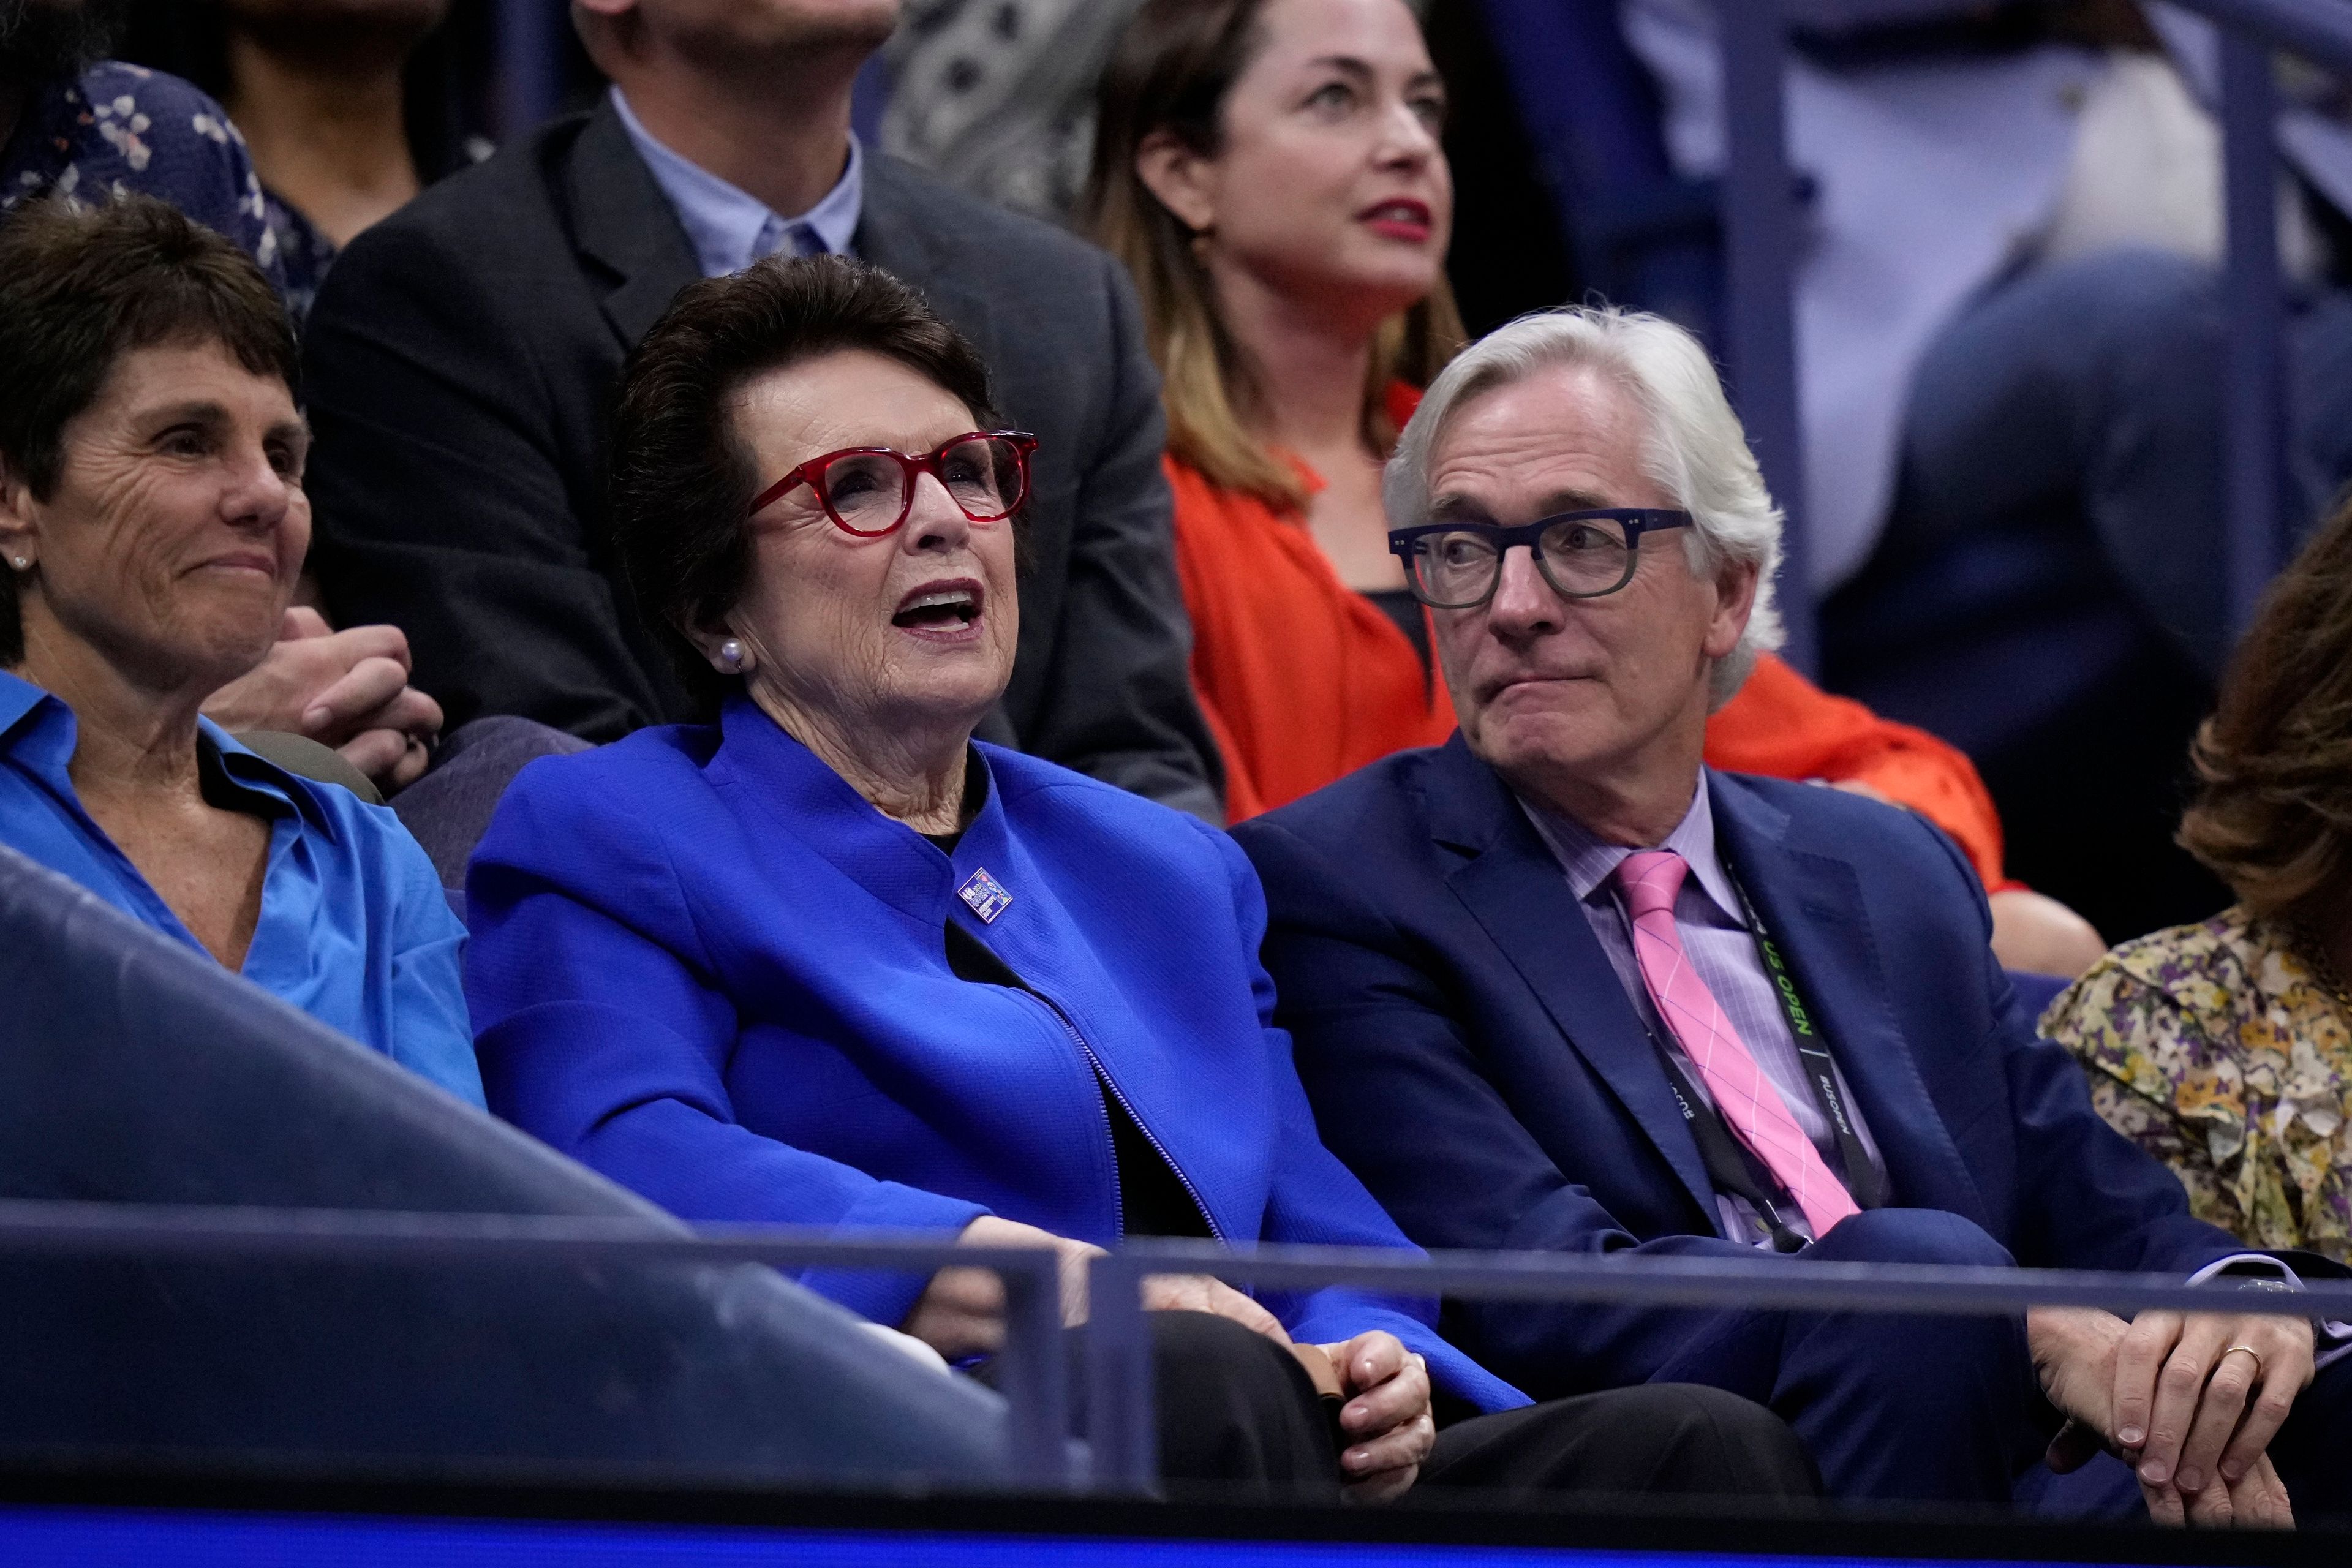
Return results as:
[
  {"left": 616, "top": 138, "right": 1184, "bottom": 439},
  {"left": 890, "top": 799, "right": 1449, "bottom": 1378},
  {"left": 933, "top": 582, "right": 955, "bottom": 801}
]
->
[
  {"left": 464, "top": 698, "right": 1524, "bottom": 1413},
  {"left": 1234, "top": 736, "right": 2256, "bottom": 1400}
]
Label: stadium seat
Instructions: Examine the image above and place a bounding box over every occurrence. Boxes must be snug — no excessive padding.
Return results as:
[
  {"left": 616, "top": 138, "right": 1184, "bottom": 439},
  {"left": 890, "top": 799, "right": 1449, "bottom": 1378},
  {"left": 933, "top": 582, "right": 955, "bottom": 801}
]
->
[{"left": 0, "top": 842, "right": 1011, "bottom": 1488}]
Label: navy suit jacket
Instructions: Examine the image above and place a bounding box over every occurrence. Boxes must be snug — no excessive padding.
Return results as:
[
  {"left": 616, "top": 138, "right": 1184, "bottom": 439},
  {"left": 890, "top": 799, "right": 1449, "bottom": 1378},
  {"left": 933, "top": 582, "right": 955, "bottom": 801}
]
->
[
  {"left": 463, "top": 699, "right": 1523, "bottom": 1413},
  {"left": 1233, "top": 736, "right": 2244, "bottom": 1400}
]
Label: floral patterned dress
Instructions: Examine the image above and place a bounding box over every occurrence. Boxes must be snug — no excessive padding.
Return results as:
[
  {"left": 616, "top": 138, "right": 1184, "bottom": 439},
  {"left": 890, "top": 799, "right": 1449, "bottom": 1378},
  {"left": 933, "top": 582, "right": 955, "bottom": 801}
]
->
[
  {"left": 2042, "top": 907, "right": 2352, "bottom": 1261},
  {"left": 1, "top": 61, "right": 289, "bottom": 299}
]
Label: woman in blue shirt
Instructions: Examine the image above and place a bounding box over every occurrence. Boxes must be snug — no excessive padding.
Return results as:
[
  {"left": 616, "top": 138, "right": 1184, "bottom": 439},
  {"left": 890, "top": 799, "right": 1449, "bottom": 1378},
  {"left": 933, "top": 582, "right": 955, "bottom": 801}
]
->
[
  {"left": 463, "top": 252, "right": 1814, "bottom": 1502},
  {"left": 0, "top": 195, "right": 480, "bottom": 1107}
]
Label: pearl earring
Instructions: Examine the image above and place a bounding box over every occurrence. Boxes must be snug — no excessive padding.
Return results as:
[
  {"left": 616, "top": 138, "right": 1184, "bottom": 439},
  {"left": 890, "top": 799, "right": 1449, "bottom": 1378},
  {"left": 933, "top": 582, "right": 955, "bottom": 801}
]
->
[
  {"left": 7, "top": 557, "right": 24, "bottom": 571},
  {"left": 717, "top": 638, "right": 748, "bottom": 673}
]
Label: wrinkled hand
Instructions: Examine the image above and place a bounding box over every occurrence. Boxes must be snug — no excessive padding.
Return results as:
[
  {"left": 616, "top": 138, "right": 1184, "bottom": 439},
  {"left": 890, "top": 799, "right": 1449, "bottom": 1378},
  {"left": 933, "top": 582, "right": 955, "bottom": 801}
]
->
[
  {"left": 2181, "top": 1452, "right": 2296, "bottom": 1529},
  {"left": 1141, "top": 1273, "right": 1294, "bottom": 1345},
  {"left": 2114, "top": 1306, "right": 2312, "bottom": 1509},
  {"left": 1987, "top": 888, "right": 2108, "bottom": 980},
  {"left": 2033, "top": 1306, "right": 2127, "bottom": 1460},
  {"left": 202, "top": 608, "right": 442, "bottom": 790},
  {"left": 900, "top": 1216, "right": 1103, "bottom": 1362},
  {"left": 1314, "top": 1330, "right": 1433, "bottom": 1502},
  {"left": 2030, "top": 1305, "right": 2308, "bottom": 1528},
  {"left": 2048, "top": 1412, "right": 2293, "bottom": 1529}
]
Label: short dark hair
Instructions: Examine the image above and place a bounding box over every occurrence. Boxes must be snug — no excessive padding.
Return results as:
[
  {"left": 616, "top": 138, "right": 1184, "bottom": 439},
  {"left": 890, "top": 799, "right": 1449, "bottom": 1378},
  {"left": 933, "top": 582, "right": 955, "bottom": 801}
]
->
[
  {"left": 609, "top": 253, "right": 1004, "bottom": 717},
  {"left": 0, "top": 194, "right": 300, "bottom": 665}
]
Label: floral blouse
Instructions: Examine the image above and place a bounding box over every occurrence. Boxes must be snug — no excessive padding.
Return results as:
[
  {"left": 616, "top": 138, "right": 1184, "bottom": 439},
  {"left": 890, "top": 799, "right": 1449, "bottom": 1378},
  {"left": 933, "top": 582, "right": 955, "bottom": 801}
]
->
[
  {"left": 1, "top": 61, "right": 290, "bottom": 299},
  {"left": 2042, "top": 906, "right": 2352, "bottom": 1262}
]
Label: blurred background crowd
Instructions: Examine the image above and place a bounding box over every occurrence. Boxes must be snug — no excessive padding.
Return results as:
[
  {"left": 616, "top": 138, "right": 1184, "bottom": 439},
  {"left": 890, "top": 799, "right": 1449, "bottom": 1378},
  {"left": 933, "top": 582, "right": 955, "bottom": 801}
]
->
[{"left": 38, "top": 0, "right": 2349, "bottom": 943}]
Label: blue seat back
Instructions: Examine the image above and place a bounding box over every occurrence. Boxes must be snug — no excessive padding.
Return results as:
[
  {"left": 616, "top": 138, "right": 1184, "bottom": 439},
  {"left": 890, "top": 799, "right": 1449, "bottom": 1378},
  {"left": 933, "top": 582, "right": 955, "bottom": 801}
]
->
[{"left": 0, "top": 843, "right": 1008, "bottom": 1485}]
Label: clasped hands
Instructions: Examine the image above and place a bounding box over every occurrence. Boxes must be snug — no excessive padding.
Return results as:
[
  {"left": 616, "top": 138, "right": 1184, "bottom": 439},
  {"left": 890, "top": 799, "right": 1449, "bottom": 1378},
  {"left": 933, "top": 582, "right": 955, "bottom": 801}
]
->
[
  {"left": 2030, "top": 1301, "right": 2314, "bottom": 1528},
  {"left": 203, "top": 608, "right": 443, "bottom": 791},
  {"left": 902, "top": 1215, "right": 1434, "bottom": 1499}
]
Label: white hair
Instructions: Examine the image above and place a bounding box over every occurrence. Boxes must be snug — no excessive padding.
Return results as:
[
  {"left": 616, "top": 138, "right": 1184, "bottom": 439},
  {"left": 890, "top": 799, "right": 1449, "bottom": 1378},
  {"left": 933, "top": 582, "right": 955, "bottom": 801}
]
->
[{"left": 1384, "top": 305, "right": 1785, "bottom": 707}]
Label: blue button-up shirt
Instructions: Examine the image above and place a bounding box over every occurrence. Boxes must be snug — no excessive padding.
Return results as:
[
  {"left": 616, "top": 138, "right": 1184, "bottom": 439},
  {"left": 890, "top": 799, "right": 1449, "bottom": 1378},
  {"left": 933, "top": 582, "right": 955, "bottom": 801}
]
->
[
  {"left": 0, "top": 672, "right": 484, "bottom": 1106},
  {"left": 609, "top": 86, "right": 864, "bottom": 278}
]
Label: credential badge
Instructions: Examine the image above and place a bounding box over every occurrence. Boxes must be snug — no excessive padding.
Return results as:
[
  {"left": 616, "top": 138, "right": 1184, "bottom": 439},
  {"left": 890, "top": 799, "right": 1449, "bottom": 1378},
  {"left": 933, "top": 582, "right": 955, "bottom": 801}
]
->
[{"left": 957, "top": 867, "right": 1014, "bottom": 924}]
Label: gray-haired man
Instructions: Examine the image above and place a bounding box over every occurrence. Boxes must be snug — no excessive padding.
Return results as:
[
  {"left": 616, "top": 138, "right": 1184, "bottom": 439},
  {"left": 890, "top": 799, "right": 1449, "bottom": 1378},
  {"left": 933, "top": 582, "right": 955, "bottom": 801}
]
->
[{"left": 1237, "top": 305, "right": 2350, "bottom": 1521}]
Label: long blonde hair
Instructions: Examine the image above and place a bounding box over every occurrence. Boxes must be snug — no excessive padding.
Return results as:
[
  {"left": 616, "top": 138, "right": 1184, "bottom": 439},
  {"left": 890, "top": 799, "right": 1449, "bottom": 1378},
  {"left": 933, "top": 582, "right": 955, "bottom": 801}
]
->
[{"left": 1084, "top": 0, "right": 1464, "bottom": 510}]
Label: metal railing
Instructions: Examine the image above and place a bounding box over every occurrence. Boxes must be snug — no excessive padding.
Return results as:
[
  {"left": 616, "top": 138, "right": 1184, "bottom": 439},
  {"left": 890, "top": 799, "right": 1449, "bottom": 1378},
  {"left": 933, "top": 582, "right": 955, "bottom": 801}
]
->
[
  {"left": 5, "top": 1199, "right": 2348, "bottom": 1495},
  {"left": 1719, "top": 0, "right": 2352, "bottom": 657}
]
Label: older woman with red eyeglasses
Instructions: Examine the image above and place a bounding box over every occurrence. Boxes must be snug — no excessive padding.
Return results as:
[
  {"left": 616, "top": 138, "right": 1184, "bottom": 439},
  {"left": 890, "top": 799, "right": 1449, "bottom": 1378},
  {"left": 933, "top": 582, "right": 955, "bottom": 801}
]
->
[{"left": 461, "top": 254, "right": 1816, "bottom": 1506}]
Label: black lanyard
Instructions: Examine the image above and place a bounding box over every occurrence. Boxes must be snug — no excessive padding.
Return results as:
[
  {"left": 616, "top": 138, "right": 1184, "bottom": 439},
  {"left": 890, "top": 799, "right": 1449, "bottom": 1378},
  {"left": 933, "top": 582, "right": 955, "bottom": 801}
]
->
[
  {"left": 1720, "top": 864, "right": 1889, "bottom": 1213},
  {"left": 1651, "top": 1042, "right": 1814, "bottom": 1252},
  {"left": 1620, "top": 853, "right": 1888, "bottom": 1244}
]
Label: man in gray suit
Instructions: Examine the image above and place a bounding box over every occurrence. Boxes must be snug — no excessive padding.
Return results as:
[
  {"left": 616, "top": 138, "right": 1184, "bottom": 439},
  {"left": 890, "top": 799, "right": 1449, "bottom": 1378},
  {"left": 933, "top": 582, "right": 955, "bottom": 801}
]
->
[{"left": 300, "top": 0, "right": 1221, "bottom": 821}]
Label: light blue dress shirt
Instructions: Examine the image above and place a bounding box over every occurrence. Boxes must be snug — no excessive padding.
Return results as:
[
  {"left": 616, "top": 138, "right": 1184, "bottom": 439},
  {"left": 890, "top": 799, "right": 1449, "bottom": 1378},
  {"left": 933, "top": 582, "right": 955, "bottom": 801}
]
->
[
  {"left": 0, "top": 671, "right": 484, "bottom": 1107},
  {"left": 609, "top": 86, "right": 865, "bottom": 278}
]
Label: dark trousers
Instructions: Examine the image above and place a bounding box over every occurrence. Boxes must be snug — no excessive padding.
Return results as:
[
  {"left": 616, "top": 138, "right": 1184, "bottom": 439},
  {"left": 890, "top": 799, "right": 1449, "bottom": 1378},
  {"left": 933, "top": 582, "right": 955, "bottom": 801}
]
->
[
  {"left": 1638, "top": 1208, "right": 2352, "bottom": 1518},
  {"left": 1039, "top": 1311, "right": 1817, "bottom": 1503},
  {"left": 1646, "top": 1210, "right": 2039, "bottom": 1506},
  {"left": 390, "top": 715, "right": 590, "bottom": 889},
  {"left": 1421, "top": 1381, "right": 1821, "bottom": 1502},
  {"left": 2268, "top": 1352, "right": 2352, "bottom": 1525}
]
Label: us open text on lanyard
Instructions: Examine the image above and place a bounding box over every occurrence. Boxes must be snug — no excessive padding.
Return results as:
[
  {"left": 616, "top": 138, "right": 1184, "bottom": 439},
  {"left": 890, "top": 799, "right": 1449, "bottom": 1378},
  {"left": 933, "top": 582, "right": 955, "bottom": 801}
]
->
[{"left": 1632, "top": 854, "right": 1887, "bottom": 1252}]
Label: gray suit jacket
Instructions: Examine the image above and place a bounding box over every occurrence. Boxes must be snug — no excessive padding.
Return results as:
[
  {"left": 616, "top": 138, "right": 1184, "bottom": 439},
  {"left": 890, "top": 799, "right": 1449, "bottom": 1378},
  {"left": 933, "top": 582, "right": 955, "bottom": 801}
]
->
[{"left": 301, "top": 100, "right": 1219, "bottom": 818}]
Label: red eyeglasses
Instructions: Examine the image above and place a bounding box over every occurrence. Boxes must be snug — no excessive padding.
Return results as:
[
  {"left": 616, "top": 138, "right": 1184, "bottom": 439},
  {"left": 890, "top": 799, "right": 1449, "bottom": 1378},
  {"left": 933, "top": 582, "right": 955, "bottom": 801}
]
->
[{"left": 747, "top": 430, "right": 1040, "bottom": 537}]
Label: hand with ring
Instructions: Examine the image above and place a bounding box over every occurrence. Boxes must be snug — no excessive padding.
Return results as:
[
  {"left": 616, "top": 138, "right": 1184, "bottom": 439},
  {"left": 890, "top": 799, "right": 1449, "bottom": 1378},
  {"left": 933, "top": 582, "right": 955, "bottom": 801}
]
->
[{"left": 2111, "top": 1305, "right": 2313, "bottom": 1525}]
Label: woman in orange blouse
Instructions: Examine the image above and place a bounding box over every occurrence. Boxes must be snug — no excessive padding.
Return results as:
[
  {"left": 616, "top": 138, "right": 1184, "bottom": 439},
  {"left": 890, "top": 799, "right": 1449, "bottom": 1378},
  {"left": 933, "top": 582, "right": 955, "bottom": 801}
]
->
[{"left": 1088, "top": 0, "right": 2103, "bottom": 976}]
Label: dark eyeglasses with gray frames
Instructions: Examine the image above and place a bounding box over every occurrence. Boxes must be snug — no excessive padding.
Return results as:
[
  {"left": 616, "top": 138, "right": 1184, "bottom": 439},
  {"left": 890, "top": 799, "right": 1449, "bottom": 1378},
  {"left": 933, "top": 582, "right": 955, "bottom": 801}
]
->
[{"left": 1387, "top": 508, "right": 1693, "bottom": 609}]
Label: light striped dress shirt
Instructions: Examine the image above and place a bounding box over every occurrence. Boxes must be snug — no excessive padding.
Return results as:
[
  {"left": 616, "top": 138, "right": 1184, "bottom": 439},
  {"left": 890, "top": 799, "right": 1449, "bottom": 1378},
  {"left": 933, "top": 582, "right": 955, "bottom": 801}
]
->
[
  {"left": 1521, "top": 776, "right": 1888, "bottom": 1245},
  {"left": 609, "top": 86, "right": 865, "bottom": 279}
]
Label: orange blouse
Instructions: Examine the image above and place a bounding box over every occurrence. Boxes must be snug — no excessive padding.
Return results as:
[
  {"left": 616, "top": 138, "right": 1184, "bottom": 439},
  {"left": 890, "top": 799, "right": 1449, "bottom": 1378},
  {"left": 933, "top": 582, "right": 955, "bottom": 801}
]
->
[{"left": 1169, "top": 447, "right": 2016, "bottom": 891}]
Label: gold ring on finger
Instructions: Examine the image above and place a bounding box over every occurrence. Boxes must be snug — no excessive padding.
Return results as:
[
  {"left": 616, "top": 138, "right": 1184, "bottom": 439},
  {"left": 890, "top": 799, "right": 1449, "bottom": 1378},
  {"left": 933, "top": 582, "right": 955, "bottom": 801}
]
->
[{"left": 2220, "top": 1344, "right": 2264, "bottom": 1384}]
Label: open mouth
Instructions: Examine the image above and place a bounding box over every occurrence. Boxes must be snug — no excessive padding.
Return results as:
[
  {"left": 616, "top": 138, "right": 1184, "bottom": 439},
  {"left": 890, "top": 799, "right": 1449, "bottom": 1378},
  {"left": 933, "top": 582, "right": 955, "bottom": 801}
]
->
[
  {"left": 891, "top": 582, "right": 984, "bottom": 631},
  {"left": 1359, "top": 198, "right": 1433, "bottom": 239}
]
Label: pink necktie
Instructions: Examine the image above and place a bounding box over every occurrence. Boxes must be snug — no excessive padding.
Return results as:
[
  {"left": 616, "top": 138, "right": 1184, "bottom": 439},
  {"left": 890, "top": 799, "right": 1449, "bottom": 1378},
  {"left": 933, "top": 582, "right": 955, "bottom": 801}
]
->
[{"left": 1615, "top": 850, "right": 1858, "bottom": 1240}]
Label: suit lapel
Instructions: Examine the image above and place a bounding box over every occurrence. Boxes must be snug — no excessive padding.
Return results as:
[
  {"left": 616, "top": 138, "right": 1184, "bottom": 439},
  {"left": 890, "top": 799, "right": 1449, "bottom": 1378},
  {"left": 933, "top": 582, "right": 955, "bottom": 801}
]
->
[
  {"left": 1423, "top": 742, "right": 1719, "bottom": 1228},
  {"left": 565, "top": 101, "right": 703, "bottom": 349},
  {"left": 1707, "top": 776, "right": 1992, "bottom": 1227},
  {"left": 853, "top": 156, "right": 996, "bottom": 361}
]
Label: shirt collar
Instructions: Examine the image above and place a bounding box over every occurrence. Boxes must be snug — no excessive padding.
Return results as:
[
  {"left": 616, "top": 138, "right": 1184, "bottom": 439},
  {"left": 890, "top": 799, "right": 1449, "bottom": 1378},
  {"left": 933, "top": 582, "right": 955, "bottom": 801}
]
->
[
  {"left": 1520, "top": 771, "right": 1740, "bottom": 919},
  {"left": 0, "top": 669, "right": 335, "bottom": 839},
  {"left": 0, "top": 668, "right": 64, "bottom": 757},
  {"left": 609, "top": 85, "right": 864, "bottom": 278},
  {"left": 206, "top": 723, "right": 338, "bottom": 837}
]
